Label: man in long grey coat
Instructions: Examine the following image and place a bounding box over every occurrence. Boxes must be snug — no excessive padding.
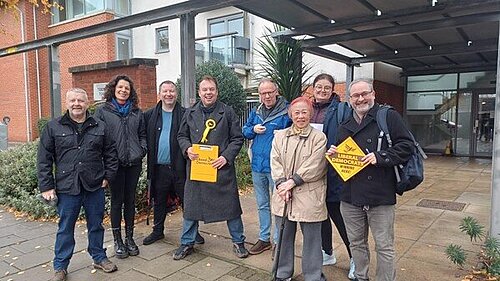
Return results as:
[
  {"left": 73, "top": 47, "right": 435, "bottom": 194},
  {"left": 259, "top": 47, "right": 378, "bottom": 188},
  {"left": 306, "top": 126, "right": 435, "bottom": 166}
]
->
[{"left": 173, "top": 75, "right": 248, "bottom": 260}]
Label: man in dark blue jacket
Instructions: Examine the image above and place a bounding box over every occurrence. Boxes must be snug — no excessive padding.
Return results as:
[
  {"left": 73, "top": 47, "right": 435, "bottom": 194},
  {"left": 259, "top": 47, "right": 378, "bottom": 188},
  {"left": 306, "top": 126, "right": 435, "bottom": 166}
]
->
[
  {"left": 38, "top": 88, "right": 119, "bottom": 281},
  {"left": 242, "top": 78, "right": 291, "bottom": 255},
  {"left": 330, "top": 78, "right": 413, "bottom": 281}
]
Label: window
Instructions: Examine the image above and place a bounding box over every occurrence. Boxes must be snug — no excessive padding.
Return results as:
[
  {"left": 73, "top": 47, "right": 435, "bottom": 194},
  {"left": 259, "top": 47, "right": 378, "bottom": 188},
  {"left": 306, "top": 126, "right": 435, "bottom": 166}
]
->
[
  {"left": 114, "top": 0, "right": 129, "bottom": 15},
  {"left": 51, "top": 0, "right": 128, "bottom": 24},
  {"left": 156, "top": 27, "right": 169, "bottom": 53},
  {"left": 206, "top": 13, "right": 246, "bottom": 65},
  {"left": 116, "top": 30, "right": 132, "bottom": 60}
]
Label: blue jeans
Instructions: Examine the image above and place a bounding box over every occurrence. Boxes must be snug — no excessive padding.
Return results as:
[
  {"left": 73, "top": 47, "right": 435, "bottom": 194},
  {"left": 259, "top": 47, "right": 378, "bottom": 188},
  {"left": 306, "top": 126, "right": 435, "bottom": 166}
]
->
[
  {"left": 252, "top": 171, "right": 278, "bottom": 244},
  {"left": 54, "top": 188, "right": 107, "bottom": 271},
  {"left": 180, "top": 217, "right": 245, "bottom": 245}
]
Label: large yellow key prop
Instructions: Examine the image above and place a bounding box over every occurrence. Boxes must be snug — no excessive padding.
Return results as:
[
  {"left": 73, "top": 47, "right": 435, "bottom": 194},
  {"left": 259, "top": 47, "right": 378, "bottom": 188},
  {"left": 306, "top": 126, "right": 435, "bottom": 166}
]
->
[{"left": 200, "top": 118, "right": 216, "bottom": 143}]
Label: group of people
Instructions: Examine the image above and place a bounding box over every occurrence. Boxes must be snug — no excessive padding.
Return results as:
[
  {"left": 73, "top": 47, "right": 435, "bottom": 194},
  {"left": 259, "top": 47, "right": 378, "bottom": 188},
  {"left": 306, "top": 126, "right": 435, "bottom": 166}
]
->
[{"left": 37, "top": 72, "right": 413, "bottom": 281}]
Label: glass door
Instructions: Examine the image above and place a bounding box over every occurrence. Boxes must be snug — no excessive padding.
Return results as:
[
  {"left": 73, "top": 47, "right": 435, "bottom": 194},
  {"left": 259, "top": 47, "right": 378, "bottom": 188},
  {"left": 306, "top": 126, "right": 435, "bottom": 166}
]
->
[{"left": 473, "top": 92, "right": 495, "bottom": 157}]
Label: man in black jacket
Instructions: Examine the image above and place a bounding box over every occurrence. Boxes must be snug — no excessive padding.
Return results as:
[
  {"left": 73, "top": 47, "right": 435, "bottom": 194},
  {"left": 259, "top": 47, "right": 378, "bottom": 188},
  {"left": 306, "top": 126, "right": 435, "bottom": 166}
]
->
[
  {"left": 142, "top": 80, "right": 204, "bottom": 245},
  {"left": 328, "top": 78, "right": 413, "bottom": 281},
  {"left": 37, "top": 88, "right": 119, "bottom": 281}
]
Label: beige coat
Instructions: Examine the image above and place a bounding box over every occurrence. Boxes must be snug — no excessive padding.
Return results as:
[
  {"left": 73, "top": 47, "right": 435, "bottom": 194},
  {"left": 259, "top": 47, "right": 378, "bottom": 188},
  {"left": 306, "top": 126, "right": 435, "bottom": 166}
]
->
[{"left": 271, "top": 125, "right": 327, "bottom": 222}]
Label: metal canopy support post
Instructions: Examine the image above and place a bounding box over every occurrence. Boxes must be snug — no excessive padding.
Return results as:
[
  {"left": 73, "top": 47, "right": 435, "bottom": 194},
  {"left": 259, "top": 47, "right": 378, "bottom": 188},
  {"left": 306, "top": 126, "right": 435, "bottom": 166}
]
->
[
  {"left": 48, "top": 44, "right": 61, "bottom": 118},
  {"left": 345, "top": 64, "right": 354, "bottom": 100},
  {"left": 490, "top": 21, "right": 500, "bottom": 238},
  {"left": 180, "top": 13, "right": 196, "bottom": 108}
]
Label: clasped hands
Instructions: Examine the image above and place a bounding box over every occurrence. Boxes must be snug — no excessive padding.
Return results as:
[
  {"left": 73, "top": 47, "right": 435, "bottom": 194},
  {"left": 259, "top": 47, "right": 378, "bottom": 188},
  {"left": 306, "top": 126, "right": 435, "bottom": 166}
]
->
[
  {"left": 276, "top": 179, "right": 295, "bottom": 202},
  {"left": 186, "top": 147, "right": 227, "bottom": 169},
  {"left": 326, "top": 145, "right": 377, "bottom": 165}
]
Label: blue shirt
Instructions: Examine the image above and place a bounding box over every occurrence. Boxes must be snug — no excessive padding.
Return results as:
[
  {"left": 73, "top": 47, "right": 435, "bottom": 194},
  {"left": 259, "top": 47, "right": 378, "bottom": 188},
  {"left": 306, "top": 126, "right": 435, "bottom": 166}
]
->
[{"left": 157, "top": 110, "right": 172, "bottom": 164}]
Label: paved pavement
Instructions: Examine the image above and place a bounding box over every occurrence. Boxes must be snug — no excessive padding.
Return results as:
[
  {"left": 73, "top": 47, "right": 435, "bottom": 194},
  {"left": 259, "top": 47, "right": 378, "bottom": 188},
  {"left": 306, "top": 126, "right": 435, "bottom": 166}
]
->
[{"left": 0, "top": 156, "right": 493, "bottom": 281}]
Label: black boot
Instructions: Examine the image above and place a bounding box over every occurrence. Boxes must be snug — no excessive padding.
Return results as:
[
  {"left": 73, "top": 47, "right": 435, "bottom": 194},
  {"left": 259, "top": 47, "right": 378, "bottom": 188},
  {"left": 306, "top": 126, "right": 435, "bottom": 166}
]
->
[
  {"left": 125, "top": 226, "right": 139, "bottom": 256},
  {"left": 112, "top": 228, "right": 129, "bottom": 259}
]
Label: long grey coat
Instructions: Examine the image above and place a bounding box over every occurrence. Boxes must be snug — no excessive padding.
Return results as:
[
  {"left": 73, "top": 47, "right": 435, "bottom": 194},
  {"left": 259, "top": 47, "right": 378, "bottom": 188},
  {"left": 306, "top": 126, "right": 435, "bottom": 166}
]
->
[{"left": 177, "top": 101, "right": 244, "bottom": 223}]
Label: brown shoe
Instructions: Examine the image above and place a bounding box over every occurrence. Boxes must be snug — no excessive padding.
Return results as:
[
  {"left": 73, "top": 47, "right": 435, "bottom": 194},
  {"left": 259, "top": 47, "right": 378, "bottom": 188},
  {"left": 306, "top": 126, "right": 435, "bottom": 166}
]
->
[
  {"left": 93, "top": 258, "right": 118, "bottom": 273},
  {"left": 51, "top": 269, "right": 67, "bottom": 281},
  {"left": 248, "top": 239, "right": 272, "bottom": 255}
]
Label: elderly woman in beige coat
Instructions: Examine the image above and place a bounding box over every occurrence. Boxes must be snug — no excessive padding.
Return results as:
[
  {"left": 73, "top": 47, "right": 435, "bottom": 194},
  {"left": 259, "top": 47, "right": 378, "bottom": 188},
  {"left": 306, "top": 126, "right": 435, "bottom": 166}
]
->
[{"left": 271, "top": 96, "right": 328, "bottom": 281}]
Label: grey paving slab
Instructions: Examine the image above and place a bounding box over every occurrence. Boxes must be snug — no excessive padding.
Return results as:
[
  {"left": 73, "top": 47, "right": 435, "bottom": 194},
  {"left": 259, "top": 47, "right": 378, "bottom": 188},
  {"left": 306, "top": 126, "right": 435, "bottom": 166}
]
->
[
  {"left": 134, "top": 253, "right": 191, "bottom": 279},
  {"left": 10, "top": 234, "right": 53, "bottom": 254},
  {"left": 136, "top": 240, "right": 178, "bottom": 261},
  {"left": 7, "top": 248, "right": 53, "bottom": 270},
  {"left": 0, "top": 263, "right": 53, "bottom": 281},
  {"left": 0, "top": 260, "right": 18, "bottom": 277},
  {"left": 0, "top": 247, "right": 23, "bottom": 264},
  {"left": 108, "top": 268, "right": 157, "bottom": 281},
  {"left": 180, "top": 257, "right": 238, "bottom": 281},
  {"left": 0, "top": 235, "right": 25, "bottom": 249},
  {"left": 161, "top": 271, "right": 204, "bottom": 281}
]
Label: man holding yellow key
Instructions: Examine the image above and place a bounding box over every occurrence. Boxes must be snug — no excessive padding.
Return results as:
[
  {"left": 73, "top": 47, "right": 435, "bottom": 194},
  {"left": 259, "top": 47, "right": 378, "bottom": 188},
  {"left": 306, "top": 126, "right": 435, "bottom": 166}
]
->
[{"left": 174, "top": 75, "right": 248, "bottom": 260}]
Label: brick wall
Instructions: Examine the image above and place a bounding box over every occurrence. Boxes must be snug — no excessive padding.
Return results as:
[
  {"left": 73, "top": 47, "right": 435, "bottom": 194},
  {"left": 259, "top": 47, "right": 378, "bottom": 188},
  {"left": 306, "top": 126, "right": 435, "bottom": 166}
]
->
[
  {"left": 373, "top": 80, "right": 404, "bottom": 114},
  {"left": 0, "top": 7, "right": 117, "bottom": 142},
  {"left": 0, "top": 3, "right": 54, "bottom": 141},
  {"left": 49, "top": 12, "right": 117, "bottom": 113},
  {"left": 70, "top": 59, "right": 159, "bottom": 111}
]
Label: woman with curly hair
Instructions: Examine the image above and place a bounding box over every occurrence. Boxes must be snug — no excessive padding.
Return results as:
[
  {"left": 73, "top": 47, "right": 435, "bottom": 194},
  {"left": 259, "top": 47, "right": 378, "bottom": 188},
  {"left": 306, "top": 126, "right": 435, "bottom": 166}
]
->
[{"left": 94, "top": 75, "right": 147, "bottom": 259}]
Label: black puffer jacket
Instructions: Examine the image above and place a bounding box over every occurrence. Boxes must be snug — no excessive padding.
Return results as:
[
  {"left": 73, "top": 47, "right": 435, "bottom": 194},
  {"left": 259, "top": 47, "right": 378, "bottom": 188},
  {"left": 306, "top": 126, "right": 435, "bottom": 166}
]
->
[
  {"left": 94, "top": 102, "right": 147, "bottom": 167},
  {"left": 37, "top": 112, "right": 119, "bottom": 195}
]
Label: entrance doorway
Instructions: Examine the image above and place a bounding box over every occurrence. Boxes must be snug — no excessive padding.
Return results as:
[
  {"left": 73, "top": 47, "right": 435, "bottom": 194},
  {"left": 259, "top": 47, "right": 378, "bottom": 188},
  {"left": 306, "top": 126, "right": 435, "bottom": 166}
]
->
[{"left": 455, "top": 90, "right": 495, "bottom": 157}]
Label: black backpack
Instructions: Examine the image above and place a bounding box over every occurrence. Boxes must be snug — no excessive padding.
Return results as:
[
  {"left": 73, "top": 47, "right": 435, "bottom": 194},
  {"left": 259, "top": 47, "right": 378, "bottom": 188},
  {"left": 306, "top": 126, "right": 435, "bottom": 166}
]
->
[{"left": 376, "top": 105, "right": 427, "bottom": 195}]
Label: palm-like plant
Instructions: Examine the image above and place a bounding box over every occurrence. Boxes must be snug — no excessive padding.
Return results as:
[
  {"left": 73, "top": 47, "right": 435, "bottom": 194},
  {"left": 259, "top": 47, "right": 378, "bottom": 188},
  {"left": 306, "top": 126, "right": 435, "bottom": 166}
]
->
[{"left": 255, "top": 24, "right": 313, "bottom": 102}]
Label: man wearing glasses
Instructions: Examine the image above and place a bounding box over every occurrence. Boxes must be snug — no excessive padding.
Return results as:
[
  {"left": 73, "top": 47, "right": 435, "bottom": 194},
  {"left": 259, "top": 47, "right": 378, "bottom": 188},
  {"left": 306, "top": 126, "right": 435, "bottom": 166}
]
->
[
  {"left": 242, "top": 78, "right": 292, "bottom": 255},
  {"left": 327, "top": 78, "right": 413, "bottom": 281}
]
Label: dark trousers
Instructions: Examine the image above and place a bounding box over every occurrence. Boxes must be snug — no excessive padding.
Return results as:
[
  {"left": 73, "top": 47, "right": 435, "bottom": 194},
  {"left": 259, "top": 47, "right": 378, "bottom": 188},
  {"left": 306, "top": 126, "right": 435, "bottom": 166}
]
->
[
  {"left": 152, "top": 164, "right": 185, "bottom": 234},
  {"left": 321, "top": 201, "right": 352, "bottom": 257},
  {"left": 110, "top": 164, "right": 142, "bottom": 229}
]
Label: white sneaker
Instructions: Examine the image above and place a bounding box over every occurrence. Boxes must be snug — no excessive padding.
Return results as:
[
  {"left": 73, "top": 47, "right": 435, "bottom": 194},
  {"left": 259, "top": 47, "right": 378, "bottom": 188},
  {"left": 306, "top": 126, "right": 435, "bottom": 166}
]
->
[
  {"left": 322, "top": 250, "right": 337, "bottom": 265},
  {"left": 348, "top": 257, "right": 356, "bottom": 279}
]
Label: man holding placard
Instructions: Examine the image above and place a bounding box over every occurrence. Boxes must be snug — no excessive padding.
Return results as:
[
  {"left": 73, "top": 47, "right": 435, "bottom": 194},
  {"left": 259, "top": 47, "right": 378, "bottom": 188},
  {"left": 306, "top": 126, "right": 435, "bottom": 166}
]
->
[
  {"left": 327, "top": 78, "right": 413, "bottom": 281},
  {"left": 173, "top": 75, "right": 248, "bottom": 260}
]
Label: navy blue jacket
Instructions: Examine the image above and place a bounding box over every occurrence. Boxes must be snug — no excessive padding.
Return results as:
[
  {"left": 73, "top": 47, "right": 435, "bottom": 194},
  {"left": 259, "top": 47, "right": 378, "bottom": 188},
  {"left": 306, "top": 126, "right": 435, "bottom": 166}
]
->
[{"left": 323, "top": 99, "right": 351, "bottom": 202}]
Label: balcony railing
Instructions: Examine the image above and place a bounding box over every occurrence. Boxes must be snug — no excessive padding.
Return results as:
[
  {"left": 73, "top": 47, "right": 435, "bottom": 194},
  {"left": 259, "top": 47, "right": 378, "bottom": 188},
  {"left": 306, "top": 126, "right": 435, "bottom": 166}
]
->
[{"left": 195, "top": 32, "right": 250, "bottom": 67}]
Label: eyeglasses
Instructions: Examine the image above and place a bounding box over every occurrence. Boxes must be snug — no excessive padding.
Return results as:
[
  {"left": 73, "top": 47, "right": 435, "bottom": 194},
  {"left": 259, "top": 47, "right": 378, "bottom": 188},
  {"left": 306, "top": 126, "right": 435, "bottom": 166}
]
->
[
  {"left": 314, "top": 85, "right": 332, "bottom": 91},
  {"left": 350, "top": 91, "right": 373, "bottom": 100},
  {"left": 259, "top": 89, "right": 277, "bottom": 96}
]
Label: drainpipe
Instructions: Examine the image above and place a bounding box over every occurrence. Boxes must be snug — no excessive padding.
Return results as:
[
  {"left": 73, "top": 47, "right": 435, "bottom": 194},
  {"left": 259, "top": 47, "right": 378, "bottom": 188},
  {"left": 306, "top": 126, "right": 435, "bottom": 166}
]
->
[
  {"left": 33, "top": 5, "right": 42, "bottom": 120},
  {"left": 15, "top": 6, "right": 32, "bottom": 141}
]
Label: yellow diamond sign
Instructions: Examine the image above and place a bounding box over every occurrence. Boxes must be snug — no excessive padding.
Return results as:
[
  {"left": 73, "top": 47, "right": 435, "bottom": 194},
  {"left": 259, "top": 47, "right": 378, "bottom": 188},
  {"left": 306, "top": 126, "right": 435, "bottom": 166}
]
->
[{"left": 326, "top": 136, "right": 369, "bottom": 182}]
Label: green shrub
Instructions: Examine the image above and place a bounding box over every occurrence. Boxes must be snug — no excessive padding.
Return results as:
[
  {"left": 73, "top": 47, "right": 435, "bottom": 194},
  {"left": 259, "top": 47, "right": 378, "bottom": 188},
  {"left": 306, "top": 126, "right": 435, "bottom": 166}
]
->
[
  {"left": 446, "top": 216, "right": 500, "bottom": 278},
  {"left": 0, "top": 141, "right": 249, "bottom": 220},
  {"left": 177, "top": 60, "right": 246, "bottom": 117},
  {"left": 236, "top": 146, "right": 252, "bottom": 190},
  {"left": 0, "top": 141, "right": 57, "bottom": 219},
  {"left": 37, "top": 117, "right": 50, "bottom": 136}
]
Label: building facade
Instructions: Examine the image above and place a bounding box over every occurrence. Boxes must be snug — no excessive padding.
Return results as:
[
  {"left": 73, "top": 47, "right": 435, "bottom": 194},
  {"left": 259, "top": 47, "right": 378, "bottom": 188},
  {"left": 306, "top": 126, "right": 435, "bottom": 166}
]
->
[{"left": 1, "top": 0, "right": 405, "bottom": 144}]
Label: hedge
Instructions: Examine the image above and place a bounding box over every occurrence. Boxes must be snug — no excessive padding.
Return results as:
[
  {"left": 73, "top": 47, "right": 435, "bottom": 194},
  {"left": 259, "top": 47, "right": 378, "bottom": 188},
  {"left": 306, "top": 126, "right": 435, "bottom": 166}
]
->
[{"left": 0, "top": 140, "right": 252, "bottom": 220}]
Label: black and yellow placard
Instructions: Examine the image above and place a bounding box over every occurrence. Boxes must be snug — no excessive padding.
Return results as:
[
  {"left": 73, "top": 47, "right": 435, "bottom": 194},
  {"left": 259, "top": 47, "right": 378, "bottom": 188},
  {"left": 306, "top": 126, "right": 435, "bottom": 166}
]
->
[
  {"left": 326, "top": 137, "right": 369, "bottom": 181},
  {"left": 190, "top": 144, "right": 219, "bottom": 182}
]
